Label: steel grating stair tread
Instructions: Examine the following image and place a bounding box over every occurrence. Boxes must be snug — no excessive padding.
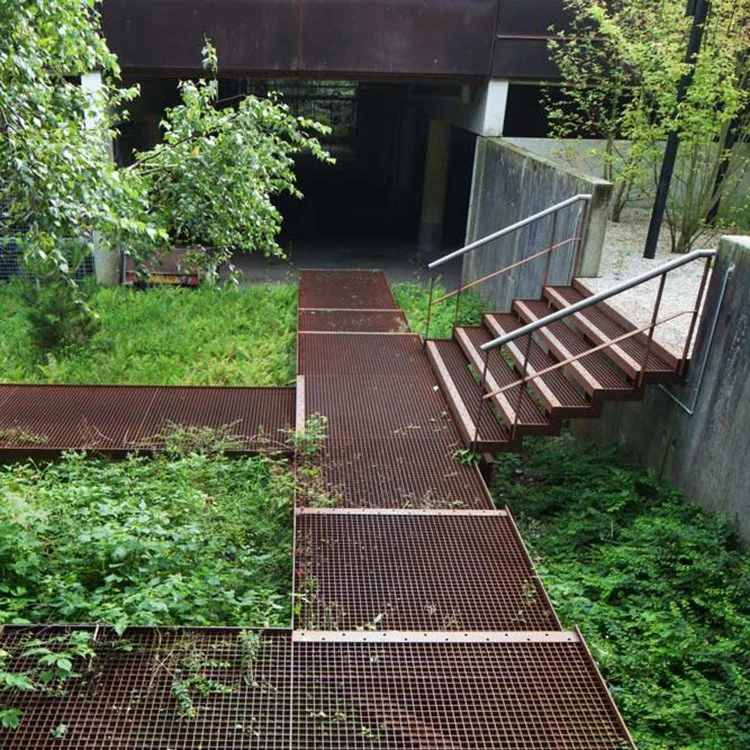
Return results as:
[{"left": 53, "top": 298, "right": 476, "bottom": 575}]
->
[
  {"left": 483, "top": 313, "right": 593, "bottom": 418},
  {"left": 425, "top": 339, "right": 512, "bottom": 452},
  {"left": 544, "top": 284, "right": 678, "bottom": 380},
  {"left": 514, "top": 299, "right": 636, "bottom": 401},
  {"left": 455, "top": 325, "right": 554, "bottom": 434}
]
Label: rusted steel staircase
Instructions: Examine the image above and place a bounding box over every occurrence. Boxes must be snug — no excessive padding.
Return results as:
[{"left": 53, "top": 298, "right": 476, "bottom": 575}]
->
[{"left": 425, "top": 196, "right": 714, "bottom": 454}]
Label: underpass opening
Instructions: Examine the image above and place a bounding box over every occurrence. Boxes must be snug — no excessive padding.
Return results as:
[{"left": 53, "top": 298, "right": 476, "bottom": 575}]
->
[{"left": 116, "top": 76, "right": 476, "bottom": 284}]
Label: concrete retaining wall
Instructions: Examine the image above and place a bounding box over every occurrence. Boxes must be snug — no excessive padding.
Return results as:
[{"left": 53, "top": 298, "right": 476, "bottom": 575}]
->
[
  {"left": 504, "top": 137, "right": 750, "bottom": 215},
  {"left": 462, "top": 138, "right": 612, "bottom": 312},
  {"left": 574, "top": 235, "right": 750, "bottom": 538}
]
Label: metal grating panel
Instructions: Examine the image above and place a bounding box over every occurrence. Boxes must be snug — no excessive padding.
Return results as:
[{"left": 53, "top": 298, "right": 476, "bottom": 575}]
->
[
  {"left": 309, "top": 435, "right": 493, "bottom": 509},
  {"left": 518, "top": 301, "right": 634, "bottom": 392},
  {"left": 0, "top": 385, "right": 295, "bottom": 457},
  {"left": 305, "top": 374, "right": 457, "bottom": 441},
  {"left": 0, "top": 626, "right": 291, "bottom": 750},
  {"left": 298, "top": 270, "right": 397, "bottom": 311},
  {"left": 298, "top": 310, "right": 409, "bottom": 333},
  {"left": 298, "top": 333, "right": 428, "bottom": 379},
  {"left": 294, "top": 512, "right": 560, "bottom": 631},
  {"left": 294, "top": 639, "right": 635, "bottom": 749}
]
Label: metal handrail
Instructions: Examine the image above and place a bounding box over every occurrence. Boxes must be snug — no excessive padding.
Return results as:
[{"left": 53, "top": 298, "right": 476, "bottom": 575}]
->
[
  {"left": 482, "top": 309, "right": 695, "bottom": 401},
  {"left": 428, "top": 193, "right": 593, "bottom": 269},
  {"left": 467, "top": 247, "right": 715, "bottom": 447},
  {"left": 480, "top": 249, "right": 716, "bottom": 353},
  {"left": 424, "top": 193, "right": 592, "bottom": 340}
]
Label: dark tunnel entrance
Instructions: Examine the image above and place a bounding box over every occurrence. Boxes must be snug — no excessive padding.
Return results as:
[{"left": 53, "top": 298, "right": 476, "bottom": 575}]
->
[{"left": 117, "top": 77, "right": 476, "bottom": 281}]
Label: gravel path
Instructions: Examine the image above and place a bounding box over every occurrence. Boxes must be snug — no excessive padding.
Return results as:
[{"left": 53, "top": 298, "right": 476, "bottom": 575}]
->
[{"left": 582, "top": 208, "right": 719, "bottom": 357}]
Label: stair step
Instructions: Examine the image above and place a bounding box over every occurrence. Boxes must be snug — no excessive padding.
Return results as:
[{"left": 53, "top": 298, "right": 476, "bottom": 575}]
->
[
  {"left": 513, "top": 299, "right": 636, "bottom": 403},
  {"left": 454, "top": 327, "right": 554, "bottom": 435},
  {"left": 483, "top": 314, "right": 593, "bottom": 419},
  {"left": 544, "top": 284, "right": 679, "bottom": 382},
  {"left": 425, "top": 340, "right": 513, "bottom": 453}
]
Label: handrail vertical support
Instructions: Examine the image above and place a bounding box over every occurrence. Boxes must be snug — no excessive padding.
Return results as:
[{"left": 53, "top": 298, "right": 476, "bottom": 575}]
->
[
  {"left": 472, "top": 353, "right": 490, "bottom": 449},
  {"left": 639, "top": 273, "right": 667, "bottom": 389},
  {"left": 512, "top": 336, "right": 533, "bottom": 440},
  {"left": 425, "top": 275, "right": 435, "bottom": 342},
  {"left": 542, "top": 210, "right": 558, "bottom": 293},
  {"left": 679, "top": 256, "right": 712, "bottom": 375},
  {"left": 572, "top": 199, "right": 589, "bottom": 280}
]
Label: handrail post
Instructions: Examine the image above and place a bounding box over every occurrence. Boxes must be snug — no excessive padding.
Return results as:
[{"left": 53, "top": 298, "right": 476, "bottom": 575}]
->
[
  {"left": 542, "top": 210, "right": 558, "bottom": 293},
  {"left": 639, "top": 273, "right": 667, "bottom": 389},
  {"left": 472, "top": 353, "right": 490, "bottom": 448},
  {"left": 679, "top": 255, "right": 712, "bottom": 375},
  {"left": 512, "top": 336, "right": 533, "bottom": 440},
  {"left": 454, "top": 282, "right": 462, "bottom": 327},
  {"left": 572, "top": 199, "right": 589, "bottom": 280},
  {"left": 425, "top": 275, "right": 435, "bottom": 341}
]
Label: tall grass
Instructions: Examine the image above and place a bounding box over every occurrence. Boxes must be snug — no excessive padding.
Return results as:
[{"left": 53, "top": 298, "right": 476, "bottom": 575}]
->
[
  {"left": 0, "top": 282, "right": 296, "bottom": 385},
  {"left": 391, "top": 280, "right": 485, "bottom": 338}
]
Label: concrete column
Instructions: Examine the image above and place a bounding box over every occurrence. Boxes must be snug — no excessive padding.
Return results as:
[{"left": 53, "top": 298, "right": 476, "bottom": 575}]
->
[
  {"left": 418, "top": 119, "right": 451, "bottom": 254},
  {"left": 81, "top": 70, "right": 120, "bottom": 287}
]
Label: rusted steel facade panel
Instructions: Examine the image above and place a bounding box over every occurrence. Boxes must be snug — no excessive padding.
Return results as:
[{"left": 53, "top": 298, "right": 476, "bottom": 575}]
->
[
  {"left": 101, "top": 0, "right": 299, "bottom": 74},
  {"left": 101, "top": 0, "right": 498, "bottom": 77},
  {"left": 299, "top": 0, "right": 498, "bottom": 77}
]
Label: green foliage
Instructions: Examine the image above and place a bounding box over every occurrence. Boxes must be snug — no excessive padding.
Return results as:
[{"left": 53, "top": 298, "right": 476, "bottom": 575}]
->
[
  {"left": 493, "top": 436, "right": 750, "bottom": 749},
  {"left": 165, "top": 635, "right": 234, "bottom": 719},
  {"left": 548, "top": 0, "right": 750, "bottom": 247},
  {"left": 391, "top": 281, "right": 485, "bottom": 339},
  {"left": 1, "top": 5, "right": 329, "bottom": 348},
  {"left": 17, "top": 274, "right": 100, "bottom": 355},
  {"left": 0, "top": 452, "right": 294, "bottom": 631},
  {"left": 133, "top": 42, "right": 333, "bottom": 281},
  {"left": 0, "top": 283, "right": 297, "bottom": 385},
  {"left": 0, "top": 0, "right": 161, "bottom": 280},
  {"left": 0, "top": 631, "right": 96, "bottom": 728}
]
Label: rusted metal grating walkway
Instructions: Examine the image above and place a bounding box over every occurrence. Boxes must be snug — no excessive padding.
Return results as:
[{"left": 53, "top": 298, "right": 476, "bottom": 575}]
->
[
  {"left": 0, "top": 269, "right": 636, "bottom": 748},
  {"left": 0, "top": 626, "right": 632, "bottom": 750},
  {"left": 293, "top": 269, "right": 636, "bottom": 748},
  {"left": 0, "top": 385, "right": 294, "bottom": 457}
]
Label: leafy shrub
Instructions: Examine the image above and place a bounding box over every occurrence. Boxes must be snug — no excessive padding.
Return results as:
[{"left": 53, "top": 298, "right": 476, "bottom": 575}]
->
[
  {"left": 493, "top": 436, "right": 750, "bottom": 750},
  {"left": 0, "top": 452, "right": 294, "bottom": 631}
]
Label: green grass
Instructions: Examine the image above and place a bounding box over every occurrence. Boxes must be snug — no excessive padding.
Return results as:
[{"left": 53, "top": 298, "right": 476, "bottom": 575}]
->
[
  {"left": 391, "top": 280, "right": 485, "bottom": 338},
  {"left": 493, "top": 436, "right": 750, "bottom": 750},
  {"left": 0, "top": 451, "right": 294, "bottom": 630},
  {"left": 0, "top": 281, "right": 297, "bottom": 385}
]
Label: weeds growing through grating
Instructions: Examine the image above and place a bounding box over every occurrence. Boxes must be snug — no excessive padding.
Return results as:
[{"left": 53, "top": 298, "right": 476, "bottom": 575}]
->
[
  {"left": 135, "top": 420, "right": 247, "bottom": 455},
  {"left": 157, "top": 635, "right": 234, "bottom": 719},
  {"left": 238, "top": 630, "right": 262, "bottom": 688},
  {"left": 0, "top": 428, "right": 47, "bottom": 446},
  {"left": 0, "top": 631, "right": 96, "bottom": 729}
]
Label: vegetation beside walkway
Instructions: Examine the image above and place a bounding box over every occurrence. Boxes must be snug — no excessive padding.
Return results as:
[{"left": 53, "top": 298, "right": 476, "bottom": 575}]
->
[
  {"left": 494, "top": 436, "right": 750, "bottom": 750},
  {"left": 0, "top": 279, "right": 480, "bottom": 386},
  {"left": 0, "top": 282, "right": 296, "bottom": 385},
  {"left": 0, "top": 451, "right": 294, "bottom": 631}
]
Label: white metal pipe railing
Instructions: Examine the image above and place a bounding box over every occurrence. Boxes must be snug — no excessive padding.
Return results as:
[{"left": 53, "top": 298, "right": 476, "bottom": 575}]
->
[
  {"left": 479, "top": 249, "right": 716, "bottom": 353},
  {"left": 427, "top": 193, "right": 592, "bottom": 269}
]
